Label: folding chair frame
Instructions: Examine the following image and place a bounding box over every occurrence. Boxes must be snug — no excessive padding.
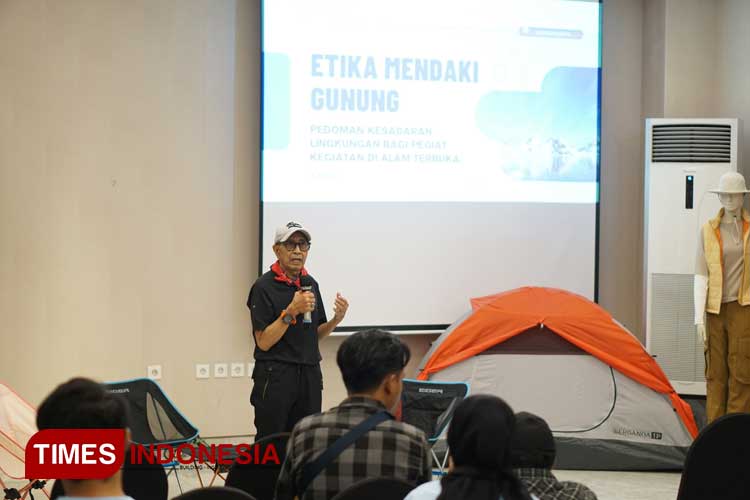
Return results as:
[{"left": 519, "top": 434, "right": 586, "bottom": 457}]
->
[
  {"left": 401, "top": 379, "right": 470, "bottom": 476},
  {"left": 104, "top": 378, "right": 202, "bottom": 493}
]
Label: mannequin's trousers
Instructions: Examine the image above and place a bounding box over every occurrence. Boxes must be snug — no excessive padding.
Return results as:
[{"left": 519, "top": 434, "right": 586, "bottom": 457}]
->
[{"left": 705, "top": 300, "right": 750, "bottom": 422}]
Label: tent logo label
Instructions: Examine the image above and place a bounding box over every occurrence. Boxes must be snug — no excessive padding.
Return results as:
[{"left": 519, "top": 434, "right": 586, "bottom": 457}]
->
[
  {"left": 613, "top": 427, "right": 663, "bottom": 440},
  {"left": 106, "top": 388, "right": 130, "bottom": 394},
  {"left": 418, "top": 388, "right": 444, "bottom": 394}
]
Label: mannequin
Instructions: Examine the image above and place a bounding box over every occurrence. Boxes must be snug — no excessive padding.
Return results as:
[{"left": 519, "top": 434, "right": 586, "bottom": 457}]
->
[{"left": 694, "top": 171, "right": 750, "bottom": 423}]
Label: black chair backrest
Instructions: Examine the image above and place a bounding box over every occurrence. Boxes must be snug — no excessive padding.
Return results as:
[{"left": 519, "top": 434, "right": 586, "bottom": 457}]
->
[
  {"left": 50, "top": 449, "right": 168, "bottom": 500},
  {"left": 400, "top": 380, "right": 468, "bottom": 439},
  {"left": 330, "top": 477, "right": 415, "bottom": 500},
  {"left": 173, "top": 487, "right": 256, "bottom": 500},
  {"left": 676, "top": 412, "right": 750, "bottom": 500},
  {"left": 225, "top": 432, "right": 289, "bottom": 500},
  {"left": 104, "top": 378, "right": 199, "bottom": 445}
]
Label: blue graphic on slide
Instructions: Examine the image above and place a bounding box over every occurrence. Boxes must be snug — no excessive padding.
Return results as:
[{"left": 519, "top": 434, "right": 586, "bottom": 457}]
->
[
  {"left": 475, "top": 67, "right": 598, "bottom": 182},
  {"left": 263, "top": 53, "right": 291, "bottom": 150}
]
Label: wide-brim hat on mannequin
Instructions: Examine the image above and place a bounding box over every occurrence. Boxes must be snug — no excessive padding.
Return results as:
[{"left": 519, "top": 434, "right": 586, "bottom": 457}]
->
[{"left": 709, "top": 171, "right": 750, "bottom": 194}]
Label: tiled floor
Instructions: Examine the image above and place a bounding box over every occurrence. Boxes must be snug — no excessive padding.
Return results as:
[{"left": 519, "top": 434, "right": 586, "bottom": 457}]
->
[{"left": 555, "top": 470, "right": 681, "bottom": 500}]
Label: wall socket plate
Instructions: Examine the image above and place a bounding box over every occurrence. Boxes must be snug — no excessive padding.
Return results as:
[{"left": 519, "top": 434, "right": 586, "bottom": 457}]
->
[
  {"left": 214, "top": 363, "right": 228, "bottom": 378},
  {"left": 231, "top": 362, "right": 245, "bottom": 377},
  {"left": 195, "top": 364, "right": 210, "bottom": 379},
  {"left": 247, "top": 362, "right": 255, "bottom": 377},
  {"left": 147, "top": 365, "right": 162, "bottom": 380}
]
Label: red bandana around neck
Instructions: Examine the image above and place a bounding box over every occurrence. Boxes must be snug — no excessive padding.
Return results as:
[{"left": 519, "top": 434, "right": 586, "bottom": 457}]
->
[{"left": 271, "top": 261, "right": 308, "bottom": 288}]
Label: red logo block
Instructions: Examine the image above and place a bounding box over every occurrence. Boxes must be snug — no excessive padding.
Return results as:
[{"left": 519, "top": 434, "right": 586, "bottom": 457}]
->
[{"left": 25, "top": 429, "right": 126, "bottom": 479}]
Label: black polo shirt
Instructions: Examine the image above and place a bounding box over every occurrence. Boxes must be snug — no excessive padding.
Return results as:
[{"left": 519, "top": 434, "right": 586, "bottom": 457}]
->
[{"left": 247, "top": 268, "right": 327, "bottom": 365}]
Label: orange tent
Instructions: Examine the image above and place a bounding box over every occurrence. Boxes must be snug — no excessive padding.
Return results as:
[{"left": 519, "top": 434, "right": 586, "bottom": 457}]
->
[{"left": 418, "top": 287, "right": 698, "bottom": 438}]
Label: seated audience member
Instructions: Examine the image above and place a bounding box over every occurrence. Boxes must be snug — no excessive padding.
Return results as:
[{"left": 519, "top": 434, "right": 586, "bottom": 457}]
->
[
  {"left": 510, "top": 412, "right": 597, "bottom": 500},
  {"left": 275, "top": 329, "right": 431, "bottom": 500},
  {"left": 405, "top": 395, "right": 536, "bottom": 500},
  {"left": 36, "top": 377, "right": 133, "bottom": 500}
]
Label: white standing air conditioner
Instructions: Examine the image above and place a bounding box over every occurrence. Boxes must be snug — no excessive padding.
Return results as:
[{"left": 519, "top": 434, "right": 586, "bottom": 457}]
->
[{"left": 644, "top": 118, "right": 741, "bottom": 393}]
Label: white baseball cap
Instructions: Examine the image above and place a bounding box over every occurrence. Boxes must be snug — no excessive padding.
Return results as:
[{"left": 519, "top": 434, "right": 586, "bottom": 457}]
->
[
  {"left": 274, "top": 221, "right": 312, "bottom": 244},
  {"left": 709, "top": 172, "right": 750, "bottom": 194}
]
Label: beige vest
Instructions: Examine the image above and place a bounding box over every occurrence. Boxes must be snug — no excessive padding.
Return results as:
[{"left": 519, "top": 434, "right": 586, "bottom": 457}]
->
[{"left": 702, "top": 207, "right": 750, "bottom": 313}]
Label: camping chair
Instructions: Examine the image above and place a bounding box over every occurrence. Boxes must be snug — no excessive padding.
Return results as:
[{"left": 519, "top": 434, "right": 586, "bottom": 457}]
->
[
  {"left": 399, "top": 379, "right": 469, "bottom": 474},
  {"left": 330, "top": 477, "right": 414, "bottom": 500},
  {"left": 676, "top": 412, "right": 750, "bottom": 500},
  {"left": 104, "top": 378, "right": 201, "bottom": 493},
  {"left": 173, "top": 487, "right": 256, "bottom": 500},
  {"left": 49, "top": 447, "right": 168, "bottom": 500},
  {"left": 0, "top": 383, "right": 49, "bottom": 500},
  {"left": 224, "top": 432, "right": 289, "bottom": 500}
]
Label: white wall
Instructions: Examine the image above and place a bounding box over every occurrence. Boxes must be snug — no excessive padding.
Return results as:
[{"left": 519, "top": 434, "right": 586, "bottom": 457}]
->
[
  {"left": 642, "top": 0, "right": 666, "bottom": 118},
  {"left": 716, "top": 0, "right": 750, "bottom": 174},
  {"left": 0, "top": 0, "right": 260, "bottom": 436},
  {"left": 664, "top": 0, "right": 718, "bottom": 117},
  {"left": 598, "top": 0, "right": 645, "bottom": 340}
]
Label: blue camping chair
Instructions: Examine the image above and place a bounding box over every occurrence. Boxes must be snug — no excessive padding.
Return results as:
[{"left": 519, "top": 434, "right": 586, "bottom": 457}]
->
[
  {"left": 104, "top": 378, "right": 202, "bottom": 492},
  {"left": 399, "top": 379, "right": 469, "bottom": 474}
]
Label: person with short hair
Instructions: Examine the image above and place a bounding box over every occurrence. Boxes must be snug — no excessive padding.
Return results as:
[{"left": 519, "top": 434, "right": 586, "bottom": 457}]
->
[
  {"left": 510, "top": 412, "right": 597, "bottom": 500},
  {"left": 275, "top": 329, "right": 431, "bottom": 500},
  {"left": 36, "top": 377, "right": 132, "bottom": 500},
  {"left": 247, "top": 221, "right": 349, "bottom": 438}
]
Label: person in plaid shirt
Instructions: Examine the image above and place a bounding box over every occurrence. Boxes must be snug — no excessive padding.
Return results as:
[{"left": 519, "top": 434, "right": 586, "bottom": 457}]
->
[
  {"left": 275, "top": 329, "right": 432, "bottom": 500},
  {"left": 510, "top": 412, "right": 597, "bottom": 500}
]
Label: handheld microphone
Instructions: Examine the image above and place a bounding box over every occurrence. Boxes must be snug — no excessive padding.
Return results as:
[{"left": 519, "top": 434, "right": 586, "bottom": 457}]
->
[{"left": 300, "top": 276, "right": 314, "bottom": 324}]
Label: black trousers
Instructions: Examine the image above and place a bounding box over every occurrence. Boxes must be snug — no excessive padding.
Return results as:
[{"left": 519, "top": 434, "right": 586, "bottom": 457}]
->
[{"left": 251, "top": 360, "right": 323, "bottom": 440}]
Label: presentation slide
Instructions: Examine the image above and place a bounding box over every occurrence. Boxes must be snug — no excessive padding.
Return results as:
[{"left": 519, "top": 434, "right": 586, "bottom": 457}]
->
[{"left": 261, "top": 0, "right": 601, "bottom": 330}]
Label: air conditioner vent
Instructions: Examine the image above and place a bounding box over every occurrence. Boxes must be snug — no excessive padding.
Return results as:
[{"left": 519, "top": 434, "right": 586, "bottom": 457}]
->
[{"left": 651, "top": 124, "right": 731, "bottom": 163}]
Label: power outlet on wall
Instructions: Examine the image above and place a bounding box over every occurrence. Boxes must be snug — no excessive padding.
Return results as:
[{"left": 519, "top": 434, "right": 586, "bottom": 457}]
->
[
  {"left": 247, "top": 362, "right": 255, "bottom": 377},
  {"left": 214, "top": 363, "right": 228, "bottom": 378},
  {"left": 147, "top": 365, "right": 162, "bottom": 380},
  {"left": 231, "top": 362, "right": 245, "bottom": 377},
  {"left": 196, "top": 364, "right": 210, "bottom": 379}
]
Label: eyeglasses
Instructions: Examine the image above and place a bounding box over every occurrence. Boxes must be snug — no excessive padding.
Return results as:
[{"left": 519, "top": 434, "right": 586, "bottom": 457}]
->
[{"left": 281, "top": 240, "right": 310, "bottom": 251}]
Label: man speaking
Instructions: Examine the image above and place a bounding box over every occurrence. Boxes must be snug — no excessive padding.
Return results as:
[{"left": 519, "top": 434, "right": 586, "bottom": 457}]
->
[{"left": 247, "top": 221, "right": 349, "bottom": 438}]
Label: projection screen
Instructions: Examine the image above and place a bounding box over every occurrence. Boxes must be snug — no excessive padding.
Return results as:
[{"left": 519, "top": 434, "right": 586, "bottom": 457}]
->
[{"left": 261, "top": 0, "right": 601, "bottom": 331}]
